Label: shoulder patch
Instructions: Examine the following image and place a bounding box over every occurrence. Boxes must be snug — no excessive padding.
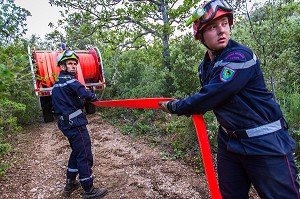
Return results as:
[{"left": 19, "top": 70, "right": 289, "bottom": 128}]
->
[
  {"left": 224, "top": 52, "right": 246, "bottom": 62},
  {"left": 220, "top": 66, "right": 236, "bottom": 82}
]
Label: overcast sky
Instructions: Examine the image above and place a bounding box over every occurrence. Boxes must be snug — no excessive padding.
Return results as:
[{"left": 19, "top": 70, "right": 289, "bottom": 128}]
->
[
  {"left": 14, "top": 0, "right": 263, "bottom": 39},
  {"left": 14, "top": 0, "right": 62, "bottom": 39}
]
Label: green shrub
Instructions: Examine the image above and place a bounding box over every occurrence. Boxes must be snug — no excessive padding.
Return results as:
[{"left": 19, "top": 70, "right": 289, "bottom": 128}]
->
[
  {"left": 0, "top": 143, "right": 11, "bottom": 157},
  {"left": 0, "top": 99, "right": 26, "bottom": 135},
  {"left": 0, "top": 162, "right": 11, "bottom": 177}
]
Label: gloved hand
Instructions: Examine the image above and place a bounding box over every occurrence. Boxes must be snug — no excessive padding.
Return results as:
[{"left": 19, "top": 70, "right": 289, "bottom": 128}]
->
[
  {"left": 158, "top": 101, "right": 172, "bottom": 113},
  {"left": 91, "top": 98, "right": 100, "bottom": 102},
  {"left": 158, "top": 99, "right": 179, "bottom": 114}
]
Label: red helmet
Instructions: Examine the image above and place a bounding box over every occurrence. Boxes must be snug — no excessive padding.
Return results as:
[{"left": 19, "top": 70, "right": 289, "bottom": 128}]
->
[{"left": 193, "top": 0, "right": 233, "bottom": 41}]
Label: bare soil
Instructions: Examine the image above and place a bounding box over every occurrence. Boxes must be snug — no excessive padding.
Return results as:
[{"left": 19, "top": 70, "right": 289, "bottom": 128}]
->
[{"left": 0, "top": 114, "right": 213, "bottom": 199}]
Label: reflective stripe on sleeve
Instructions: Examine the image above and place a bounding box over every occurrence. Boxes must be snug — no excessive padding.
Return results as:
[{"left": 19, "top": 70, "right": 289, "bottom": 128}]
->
[{"left": 214, "top": 53, "right": 257, "bottom": 69}]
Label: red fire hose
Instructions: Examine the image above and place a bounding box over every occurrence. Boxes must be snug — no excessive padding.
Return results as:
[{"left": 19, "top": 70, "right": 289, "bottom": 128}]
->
[
  {"left": 192, "top": 114, "right": 222, "bottom": 199},
  {"left": 93, "top": 98, "right": 222, "bottom": 199},
  {"left": 93, "top": 98, "right": 174, "bottom": 109}
]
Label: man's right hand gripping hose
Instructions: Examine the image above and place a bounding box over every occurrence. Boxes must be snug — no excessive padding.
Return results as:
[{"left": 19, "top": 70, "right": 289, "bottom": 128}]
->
[
  {"left": 158, "top": 101, "right": 172, "bottom": 113},
  {"left": 158, "top": 99, "right": 180, "bottom": 114},
  {"left": 158, "top": 100, "right": 190, "bottom": 117}
]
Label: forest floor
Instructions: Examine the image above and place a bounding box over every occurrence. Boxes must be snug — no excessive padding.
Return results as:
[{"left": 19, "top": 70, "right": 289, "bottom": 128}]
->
[
  {"left": 0, "top": 114, "right": 212, "bottom": 199},
  {"left": 0, "top": 113, "right": 259, "bottom": 199}
]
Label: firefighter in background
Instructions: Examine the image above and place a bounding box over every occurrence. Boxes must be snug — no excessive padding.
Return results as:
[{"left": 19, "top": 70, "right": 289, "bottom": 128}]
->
[
  {"left": 159, "top": 0, "right": 300, "bottom": 198},
  {"left": 52, "top": 50, "right": 107, "bottom": 199}
]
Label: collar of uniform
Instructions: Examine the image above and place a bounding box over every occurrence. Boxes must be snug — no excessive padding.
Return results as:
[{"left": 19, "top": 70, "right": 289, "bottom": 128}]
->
[
  {"left": 59, "top": 71, "right": 73, "bottom": 79},
  {"left": 211, "top": 39, "right": 234, "bottom": 61}
]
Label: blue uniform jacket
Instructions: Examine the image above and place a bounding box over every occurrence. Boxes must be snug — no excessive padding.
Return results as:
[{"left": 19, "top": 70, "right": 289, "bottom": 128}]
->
[
  {"left": 171, "top": 39, "right": 295, "bottom": 155},
  {"left": 52, "top": 71, "right": 97, "bottom": 130}
]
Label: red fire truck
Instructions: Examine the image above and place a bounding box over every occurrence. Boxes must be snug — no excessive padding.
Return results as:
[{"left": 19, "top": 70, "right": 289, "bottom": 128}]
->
[{"left": 28, "top": 46, "right": 106, "bottom": 122}]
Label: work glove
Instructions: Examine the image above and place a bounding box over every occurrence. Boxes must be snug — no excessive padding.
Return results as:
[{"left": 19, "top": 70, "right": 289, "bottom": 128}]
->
[
  {"left": 158, "top": 101, "right": 172, "bottom": 113},
  {"left": 158, "top": 99, "right": 179, "bottom": 114},
  {"left": 91, "top": 98, "right": 100, "bottom": 102}
]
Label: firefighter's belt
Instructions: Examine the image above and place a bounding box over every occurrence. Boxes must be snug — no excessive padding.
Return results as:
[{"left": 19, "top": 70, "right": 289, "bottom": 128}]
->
[
  {"left": 60, "top": 109, "right": 83, "bottom": 121},
  {"left": 221, "top": 118, "right": 288, "bottom": 139}
]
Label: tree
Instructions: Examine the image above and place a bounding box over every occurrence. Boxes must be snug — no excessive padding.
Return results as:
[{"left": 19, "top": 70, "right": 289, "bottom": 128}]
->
[
  {"left": 232, "top": 0, "right": 300, "bottom": 156},
  {"left": 0, "top": 1, "right": 37, "bottom": 171},
  {"left": 0, "top": 0, "right": 31, "bottom": 96},
  {"left": 0, "top": 0, "right": 39, "bottom": 124},
  {"left": 232, "top": 0, "right": 300, "bottom": 96},
  {"left": 0, "top": 0, "right": 30, "bottom": 45},
  {"left": 49, "top": 0, "right": 202, "bottom": 71}
]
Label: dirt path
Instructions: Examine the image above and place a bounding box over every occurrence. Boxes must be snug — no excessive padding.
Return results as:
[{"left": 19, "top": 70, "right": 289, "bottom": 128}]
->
[{"left": 0, "top": 114, "right": 211, "bottom": 199}]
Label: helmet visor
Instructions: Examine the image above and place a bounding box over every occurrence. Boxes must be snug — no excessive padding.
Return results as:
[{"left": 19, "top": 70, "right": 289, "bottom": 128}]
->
[
  {"left": 63, "top": 50, "right": 78, "bottom": 59},
  {"left": 201, "top": 0, "right": 233, "bottom": 23}
]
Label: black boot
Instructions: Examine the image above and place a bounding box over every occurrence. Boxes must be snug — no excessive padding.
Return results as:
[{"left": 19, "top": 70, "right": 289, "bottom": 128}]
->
[
  {"left": 83, "top": 186, "right": 107, "bottom": 199},
  {"left": 63, "top": 179, "right": 80, "bottom": 197}
]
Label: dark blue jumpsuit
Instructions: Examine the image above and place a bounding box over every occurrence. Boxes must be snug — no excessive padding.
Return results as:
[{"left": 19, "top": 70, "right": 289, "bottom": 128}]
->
[
  {"left": 52, "top": 71, "right": 97, "bottom": 192},
  {"left": 168, "top": 39, "right": 299, "bottom": 199}
]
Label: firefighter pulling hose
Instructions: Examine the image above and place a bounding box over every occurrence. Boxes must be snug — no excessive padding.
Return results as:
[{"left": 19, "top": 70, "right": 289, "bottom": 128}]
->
[
  {"left": 159, "top": 0, "right": 300, "bottom": 198},
  {"left": 52, "top": 50, "right": 107, "bottom": 199}
]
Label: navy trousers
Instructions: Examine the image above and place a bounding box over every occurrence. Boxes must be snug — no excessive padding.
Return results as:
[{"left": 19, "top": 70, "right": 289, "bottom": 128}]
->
[
  {"left": 62, "top": 125, "right": 94, "bottom": 191},
  {"left": 217, "top": 131, "right": 300, "bottom": 199}
]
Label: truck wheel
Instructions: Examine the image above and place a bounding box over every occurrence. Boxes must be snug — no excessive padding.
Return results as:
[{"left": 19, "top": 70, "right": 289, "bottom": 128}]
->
[
  {"left": 42, "top": 109, "right": 54, "bottom": 123},
  {"left": 40, "top": 96, "right": 54, "bottom": 122},
  {"left": 85, "top": 102, "right": 96, "bottom": 114}
]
